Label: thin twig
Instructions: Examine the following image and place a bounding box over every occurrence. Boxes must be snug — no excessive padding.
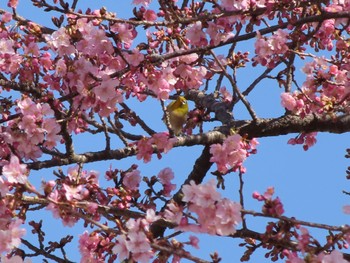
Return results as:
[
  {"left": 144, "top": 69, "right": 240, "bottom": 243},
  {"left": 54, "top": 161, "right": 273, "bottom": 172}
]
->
[{"left": 210, "top": 50, "right": 258, "bottom": 121}]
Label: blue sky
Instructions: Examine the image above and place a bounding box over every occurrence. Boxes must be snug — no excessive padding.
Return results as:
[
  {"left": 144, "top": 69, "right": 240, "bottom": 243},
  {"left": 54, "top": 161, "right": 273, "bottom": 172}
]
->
[{"left": 5, "top": 1, "right": 350, "bottom": 262}]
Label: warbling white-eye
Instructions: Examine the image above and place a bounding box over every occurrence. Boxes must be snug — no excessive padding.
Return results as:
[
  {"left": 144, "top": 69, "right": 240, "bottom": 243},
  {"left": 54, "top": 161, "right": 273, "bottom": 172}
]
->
[{"left": 164, "top": 96, "right": 188, "bottom": 135}]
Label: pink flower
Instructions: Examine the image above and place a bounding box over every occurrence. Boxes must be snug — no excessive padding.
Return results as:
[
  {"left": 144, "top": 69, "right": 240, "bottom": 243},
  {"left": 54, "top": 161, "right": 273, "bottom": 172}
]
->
[
  {"left": 253, "top": 30, "right": 289, "bottom": 67},
  {"left": 287, "top": 132, "right": 317, "bottom": 151},
  {"left": 123, "top": 49, "right": 144, "bottom": 67},
  {"left": 186, "top": 21, "right": 208, "bottom": 47},
  {"left": 285, "top": 251, "right": 305, "bottom": 263},
  {"left": 42, "top": 118, "right": 62, "bottom": 149},
  {"left": 151, "top": 133, "right": 176, "bottom": 153},
  {"left": 54, "top": 58, "right": 67, "bottom": 77},
  {"left": 62, "top": 184, "right": 84, "bottom": 201},
  {"left": 1, "top": 12, "right": 12, "bottom": 22},
  {"left": 126, "top": 232, "right": 153, "bottom": 263},
  {"left": 7, "top": 0, "right": 18, "bottom": 8},
  {"left": 94, "top": 75, "right": 121, "bottom": 103},
  {"left": 318, "top": 250, "right": 348, "bottom": 263},
  {"left": 182, "top": 179, "right": 221, "bottom": 207},
  {"left": 254, "top": 187, "right": 285, "bottom": 216},
  {"left": 146, "top": 73, "right": 173, "bottom": 100},
  {"left": 144, "top": 10, "right": 157, "bottom": 21},
  {"left": 296, "top": 227, "right": 310, "bottom": 252},
  {"left": 1, "top": 255, "right": 31, "bottom": 263},
  {"left": 67, "top": 165, "right": 80, "bottom": 181},
  {"left": 123, "top": 170, "right": 141, "bottom": 191},
  {"left": 303, "top": 132, "right": 317, "bottom": 150},
  {"left": 219, "top": 86, "right": 233, "bottom": 102},
  {"left": 132, "top": 0, "right": 152, "bottom": 5},
  {"left": 343, "top": 205, "right": 350, "bottom": 214},
  {"left": 2, "top": 155, "right": 28, "bottom": 184},
  {"left": 189, "top": 235, "right": 200, "bottom": 249},
  {"left": 0, "top": 177, "right": 9, "bottom": 196},
  {"left": 112, "top": 235, "right": 129, "bottom": 260},
  {"left": 206, "top": 22, "right": 235, "bottom": 46},
  {"left": 126, "top": 218, "right": 142, "bottom": 232},
  {"left": 78, "top": 231, "right": 100, "bottom": 262},
  {"left": 173, "top": 64, "right": 207, "bottom": 90},
  {"left": 214, "top": 198, "right": 242, "bottom": 235},
  {"left": 210, "top": 134, "right": 253, "bottom": 174},
  {"left": 0, "top": 219, "right": 26, "bottom": 253},
  {"left": 220, "top": 0, "right": 248, "bottom": 11},
  {"left": 110, "top": 23, "right": 137, "bottom": 49},
  {"left": 136, "top": 138, "right": 153, "bottom": 163},
  {"left": 157, "top": 167, "right": 176, "bottom": 196},
  {"left": 164, "top": 202, "right": 183, "bottom": 225},
  {"left": 144, "top": 209, "right": 160, "bottom": 224},
  {"left": 157, "top": 167, "right": 174, "bottom": 185},
  {"left": 281, "top": 92, "right": 297, "bottom": 111},
  {"left": 181, "top": 180, "right": 242, "bottom": 236},
  {"left": 44, "top": 27, "right": 75, "bottom": 56},
  {"left": 46, "top": 190, "right": 79, "bottom": 227}
]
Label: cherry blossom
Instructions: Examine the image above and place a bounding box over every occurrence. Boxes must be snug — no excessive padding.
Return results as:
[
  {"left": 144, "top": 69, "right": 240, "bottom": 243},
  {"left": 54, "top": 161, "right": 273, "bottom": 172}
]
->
[
  {"left": 132, "top": 0, "right": 152, "bottom": 6},
  {"left": 1, "top": 255, "right": 32, "bottom": 263},
  {"left": 157, "top": 167, "right": 176, "bottom": 196},
  {"left": 186, "top": 21, "right": 208, "bottom": 47},
  {"left": 210, "top": 134, "right": 258, "bottom": 174},
  {"left": 44, "top": 27, "right": 75, "bottom": 56},
  {"left": 253, "top": 29, "right": 289, "bottom": 68},
  {"left": 0, "top": 218, "right": 26, "bottom": 253},
  {"left": 180, "top": 180, "right": 242, "bottom": 235},
  {"left": 123, "top": 170, "right": 141, "bottom": 191},
  {"left": 112, "top": 235, "right": 129, "bottom": 260},
  {"left": 2, "top": 155, "right": 28, "bottom": 184}
]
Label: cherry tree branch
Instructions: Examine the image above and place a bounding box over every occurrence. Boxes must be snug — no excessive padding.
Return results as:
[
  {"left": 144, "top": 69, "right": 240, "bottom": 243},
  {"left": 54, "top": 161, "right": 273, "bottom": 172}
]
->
[
  {"left": 26, "top": 113, "right": 350, "bottom": 170},
  {"left": 21, "top": 239, "right": 74, "bottom": 263}
]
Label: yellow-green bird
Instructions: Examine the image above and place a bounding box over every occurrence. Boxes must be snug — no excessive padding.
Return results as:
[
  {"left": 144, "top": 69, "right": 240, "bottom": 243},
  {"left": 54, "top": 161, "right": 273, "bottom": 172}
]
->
[{"left": 165, "top": 96, "right": 188, "bottom": 136}]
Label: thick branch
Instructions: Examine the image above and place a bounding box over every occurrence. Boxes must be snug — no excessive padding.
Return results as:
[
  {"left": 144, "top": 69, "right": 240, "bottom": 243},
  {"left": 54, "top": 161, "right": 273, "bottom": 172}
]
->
[
  {"left": 234, "top": 114, "right": 350, "bottom": 138},
  {"left": 27, "top": 114, "right": 350, "bottom": 170}
]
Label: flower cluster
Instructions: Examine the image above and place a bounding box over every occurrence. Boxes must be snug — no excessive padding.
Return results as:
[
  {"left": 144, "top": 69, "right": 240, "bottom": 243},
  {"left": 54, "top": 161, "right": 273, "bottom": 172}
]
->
[
  {"left": 166, "top": 180, "right": 242, "bottom": 236},
  {"left": 45, "top": 165, "right": 102, "bottom": 227},
  {"left": 112, "top": 210, "right": 159, "bottom": 263},
  {"left": 253, "top": 29, "right": 289, "bottom": 68},
  {"left": 0, "top": 199, "right": 26, "bottom": 254},
  {"left": 2, "top": 98, "right": 62, "bottom": 160},
  {"left": 281, "top": 58, "right": 350, "bottom": 118},
  {"left": 2, "top": 155, "right": 28, "bottom": 185},
  {"left": 136, "top": 133, "right": 177, "bottom": 163},
  {"left": 78, "top": 231, "right": 116, "bottom": 263},
  {"left": 287, "top": 132, "right": 317, "bottom": 151},
  {"left": 210, "top": 134, "right": 258, "bottom": 174},
  {"left": 253, "top": 187, "right": 284, "bottom": 217},
  {"left": 285, "top": 249, "right": 349, "bottom": 263},
  {"left": 157, "top": 167, "right": 176, "bottom": 197}
]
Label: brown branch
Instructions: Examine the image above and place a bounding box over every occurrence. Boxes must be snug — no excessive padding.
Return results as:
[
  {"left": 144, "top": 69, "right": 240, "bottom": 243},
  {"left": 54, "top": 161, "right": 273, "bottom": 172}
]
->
[
  {"left": 234, "top": 114, "right": 350, "bottom": 138},
  {"left": 20, "top": 239, "right": 74, "bottom": 263},
  {"left": 26, "top": 113, "right": 350, "bottom": 170},
  {"left": 17, "top": 195, "right": 144, "bottom": 219},
  {"left": 242, "top": 210, "right": 348, "bottom": 232},
  {"left": 151, "top": 243, "right": 212, "bottom": 263},
  {"left": 0, "top": 9, "right": 55, "bottom": 35},
  {"left": 0, "top": 79, "right": 43, "bottom": 99}
]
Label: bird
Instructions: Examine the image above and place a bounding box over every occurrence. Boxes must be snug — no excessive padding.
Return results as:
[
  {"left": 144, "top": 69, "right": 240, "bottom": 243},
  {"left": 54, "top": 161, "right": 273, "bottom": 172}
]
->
[{"left": 164, "top": 96, "right": 188, "bottom": 136}]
